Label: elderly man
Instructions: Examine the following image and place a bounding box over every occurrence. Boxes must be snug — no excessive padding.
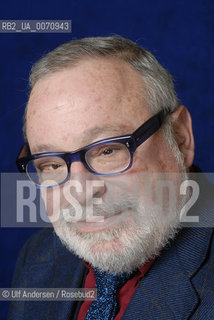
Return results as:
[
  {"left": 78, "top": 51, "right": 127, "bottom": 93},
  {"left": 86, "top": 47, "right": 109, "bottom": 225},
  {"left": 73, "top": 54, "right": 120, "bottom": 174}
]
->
[{"left": 9, "top": 36, "right": 214, "bottom": 319}]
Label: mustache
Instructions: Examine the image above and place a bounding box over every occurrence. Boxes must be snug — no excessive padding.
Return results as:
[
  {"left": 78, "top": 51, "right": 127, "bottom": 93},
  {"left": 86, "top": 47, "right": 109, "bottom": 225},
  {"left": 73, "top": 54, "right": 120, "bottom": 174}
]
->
[{"left": 60, "top": 195, "right": 140, "bottom": 223}]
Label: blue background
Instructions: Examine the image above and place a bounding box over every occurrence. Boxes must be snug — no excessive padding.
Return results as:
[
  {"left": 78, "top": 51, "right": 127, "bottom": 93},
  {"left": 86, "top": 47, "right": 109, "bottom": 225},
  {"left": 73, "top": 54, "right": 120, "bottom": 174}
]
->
[{"left": 0, "top": 0, "right": 214, "bottom": 318}]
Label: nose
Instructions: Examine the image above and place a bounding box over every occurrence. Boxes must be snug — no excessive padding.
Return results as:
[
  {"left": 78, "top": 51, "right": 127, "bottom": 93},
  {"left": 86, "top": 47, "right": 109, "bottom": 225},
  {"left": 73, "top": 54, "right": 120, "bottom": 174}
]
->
[
  {"left": 64, "top": 161, "right": 106, "bottom": 206},
  {"left": 69, "top": 161, "right": 88, "bottom": 174}
]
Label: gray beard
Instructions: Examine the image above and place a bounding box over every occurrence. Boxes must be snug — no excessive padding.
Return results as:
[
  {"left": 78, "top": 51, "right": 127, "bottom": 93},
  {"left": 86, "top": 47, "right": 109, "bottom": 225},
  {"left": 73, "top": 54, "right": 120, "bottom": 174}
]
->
[{"left": 52, "top": 183, "right": 186, "bottom": 273}]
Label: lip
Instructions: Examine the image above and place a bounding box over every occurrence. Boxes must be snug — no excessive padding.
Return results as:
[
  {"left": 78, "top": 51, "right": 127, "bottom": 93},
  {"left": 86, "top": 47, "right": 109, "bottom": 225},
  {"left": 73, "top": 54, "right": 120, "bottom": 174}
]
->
[{"left": 73, "top": 211, "right": 124, "bottom": 232}]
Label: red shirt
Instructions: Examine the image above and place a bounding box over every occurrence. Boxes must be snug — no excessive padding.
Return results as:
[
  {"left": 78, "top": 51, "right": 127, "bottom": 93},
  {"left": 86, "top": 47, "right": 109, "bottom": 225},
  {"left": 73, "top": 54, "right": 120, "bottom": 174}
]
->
[{"left": 77, "top": 258, "right": 155, "bottom": 320}]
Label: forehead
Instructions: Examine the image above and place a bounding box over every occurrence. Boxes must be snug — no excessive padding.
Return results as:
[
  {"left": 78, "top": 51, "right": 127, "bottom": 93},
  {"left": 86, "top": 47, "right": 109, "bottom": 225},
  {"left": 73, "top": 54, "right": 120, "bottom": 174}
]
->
[{"left": 26, "top": 57, "right": 150, "bottom": 152}]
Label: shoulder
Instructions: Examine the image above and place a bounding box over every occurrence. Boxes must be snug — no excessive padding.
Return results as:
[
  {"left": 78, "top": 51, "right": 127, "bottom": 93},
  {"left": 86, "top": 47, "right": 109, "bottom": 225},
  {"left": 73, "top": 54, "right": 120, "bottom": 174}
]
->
[
  {"left": 12, "top": 228, "right": 77, "bottom": 285},
  {"left": 16, "top": 228, "right": 56, "bottom": 268}
]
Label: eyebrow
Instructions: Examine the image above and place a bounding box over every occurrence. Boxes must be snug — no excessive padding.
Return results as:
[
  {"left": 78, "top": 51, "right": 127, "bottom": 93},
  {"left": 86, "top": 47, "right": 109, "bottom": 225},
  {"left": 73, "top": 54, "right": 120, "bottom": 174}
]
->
[{"left": 32, "top": 125, "right": 132, "bottom": 154}]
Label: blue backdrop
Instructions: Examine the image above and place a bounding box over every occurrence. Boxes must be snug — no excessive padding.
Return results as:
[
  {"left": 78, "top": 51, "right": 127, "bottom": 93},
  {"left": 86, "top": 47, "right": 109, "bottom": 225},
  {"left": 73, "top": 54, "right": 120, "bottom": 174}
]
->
[{"left": 0, "top": 1, "right": 214, "bottom": 318}]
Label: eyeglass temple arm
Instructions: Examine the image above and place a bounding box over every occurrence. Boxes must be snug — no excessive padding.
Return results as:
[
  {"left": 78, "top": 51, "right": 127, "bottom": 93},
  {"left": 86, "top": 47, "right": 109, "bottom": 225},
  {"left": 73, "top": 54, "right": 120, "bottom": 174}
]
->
[{"left": 133, "top": 109, "right": 170, "bottom": 147}]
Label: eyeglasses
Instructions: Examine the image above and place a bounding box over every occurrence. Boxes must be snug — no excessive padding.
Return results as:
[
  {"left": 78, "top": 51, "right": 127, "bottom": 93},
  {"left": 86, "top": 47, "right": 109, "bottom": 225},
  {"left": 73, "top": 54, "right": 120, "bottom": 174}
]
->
[{"left": 16, "top": 109, "right": 170, "bottom": 188}]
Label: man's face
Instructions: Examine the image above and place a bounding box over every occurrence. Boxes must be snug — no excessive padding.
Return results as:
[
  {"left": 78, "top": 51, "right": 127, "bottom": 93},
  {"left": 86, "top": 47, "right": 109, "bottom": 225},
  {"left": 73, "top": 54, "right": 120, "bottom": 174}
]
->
[{"left": 26, "top": 57, "right": 186, "bottom": 273}]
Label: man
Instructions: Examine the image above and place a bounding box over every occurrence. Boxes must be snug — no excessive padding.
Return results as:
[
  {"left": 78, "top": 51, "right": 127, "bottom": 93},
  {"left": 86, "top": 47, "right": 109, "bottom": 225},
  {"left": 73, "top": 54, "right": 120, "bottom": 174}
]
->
[{"left": 9, "top": 36, "right": 214, "bottom": 319}]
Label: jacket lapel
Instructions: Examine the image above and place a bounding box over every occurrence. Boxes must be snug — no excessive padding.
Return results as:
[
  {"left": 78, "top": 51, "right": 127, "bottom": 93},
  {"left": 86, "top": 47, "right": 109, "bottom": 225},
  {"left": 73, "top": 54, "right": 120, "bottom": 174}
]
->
[
  {"left": 122, "top": 227, "right": 213, "bottom": 320},
  {"left": 42, "top": 231, "right": 88, "bottom": 320},
  {"left": 11, "top": 229, "right": 88, "bottom": 320}
]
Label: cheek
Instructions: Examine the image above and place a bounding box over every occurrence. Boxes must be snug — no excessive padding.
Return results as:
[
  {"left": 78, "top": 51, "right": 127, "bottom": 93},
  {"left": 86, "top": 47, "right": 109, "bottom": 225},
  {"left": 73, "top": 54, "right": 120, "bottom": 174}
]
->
[
  {"left": 41, "top": 184, "right": 84, "bottom": 219},
  {"left": 41, "top": 187, "right": 63, "bottom": 221},
  {"left": 132, "top": 135, "right": 181, "bottom": 174},
  {"left": 108, "top": 142, "right": 181, "bottom": 203},
  {"left": 103, "top": 171, "right": 146, "bottom": 203}
]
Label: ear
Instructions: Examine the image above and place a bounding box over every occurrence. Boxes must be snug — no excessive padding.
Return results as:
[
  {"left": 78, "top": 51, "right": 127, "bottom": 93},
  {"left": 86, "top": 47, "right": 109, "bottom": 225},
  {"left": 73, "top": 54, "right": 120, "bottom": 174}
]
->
[{"left": 171, "top": 105, "right": 195, "bottom": 168}]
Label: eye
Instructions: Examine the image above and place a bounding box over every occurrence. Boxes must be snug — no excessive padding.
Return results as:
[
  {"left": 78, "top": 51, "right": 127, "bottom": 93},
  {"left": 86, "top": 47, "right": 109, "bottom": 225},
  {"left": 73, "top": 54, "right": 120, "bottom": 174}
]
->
[
  {"left": 31, "top": 156, "right": 66, "bottom": 173},
  {"left": 96, "top": 145, "right": 122, "bottom": 157},
  {"left": 102, "top": 147, "right": 114, "bottom": 155},
  {"left": 38, "top": 163, "right": 62, "bottom": 172}
]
